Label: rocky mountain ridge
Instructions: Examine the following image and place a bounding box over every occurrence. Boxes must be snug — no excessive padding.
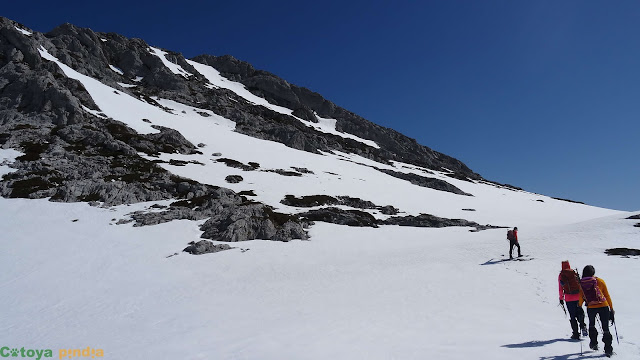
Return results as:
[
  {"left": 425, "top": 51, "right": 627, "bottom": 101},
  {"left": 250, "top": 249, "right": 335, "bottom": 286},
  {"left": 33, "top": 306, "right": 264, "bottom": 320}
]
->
[{"left": 0, "top": 17, "right": 505, "bottom": 246}]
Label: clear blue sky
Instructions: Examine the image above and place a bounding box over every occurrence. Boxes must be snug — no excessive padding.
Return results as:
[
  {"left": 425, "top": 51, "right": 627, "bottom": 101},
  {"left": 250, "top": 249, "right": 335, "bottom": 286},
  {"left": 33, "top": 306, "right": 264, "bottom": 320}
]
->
[{"left": 4, "top": 1, "right": 639, "bottom": 211}]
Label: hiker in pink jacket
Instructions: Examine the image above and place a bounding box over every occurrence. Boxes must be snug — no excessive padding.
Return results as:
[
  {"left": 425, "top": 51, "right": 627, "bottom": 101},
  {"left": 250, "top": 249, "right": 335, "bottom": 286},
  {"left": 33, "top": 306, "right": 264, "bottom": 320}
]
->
[{"left": 558, "top": 260, "right": 587, "bottom": 339}]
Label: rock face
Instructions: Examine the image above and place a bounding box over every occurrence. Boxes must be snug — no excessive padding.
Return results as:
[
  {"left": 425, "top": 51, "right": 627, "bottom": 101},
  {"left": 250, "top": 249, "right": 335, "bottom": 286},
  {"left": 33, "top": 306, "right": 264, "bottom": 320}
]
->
[
  {"left": 381, "top": 214, "right": 498, "bottom": 231},
  {"left": 200, "top": 204, "right": 310, "bottom": 242},
  {"left": 605, "top": 248, "right": 640, "bottom": 256},
  {"left": 0, "top": 16, "right": 495, "bottom": 242},
  {"left": 183, "top": 241, "right": 234, "bottom": 255},
  {"left": 301, "top": 207, "right": 379, "bottom": 227},
  {"left": 191, "top": 55, "right": 480, "bottom": 179}
]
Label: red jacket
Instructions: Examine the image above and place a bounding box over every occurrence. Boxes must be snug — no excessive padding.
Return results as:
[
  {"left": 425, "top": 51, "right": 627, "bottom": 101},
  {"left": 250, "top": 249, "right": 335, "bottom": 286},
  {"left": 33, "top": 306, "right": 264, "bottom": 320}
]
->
[
  {"left": 558, "top": 261, "right": 582, "bottom": 302},
  {"left": 558, "top": 273, "right": 581, "bottom": 302}
]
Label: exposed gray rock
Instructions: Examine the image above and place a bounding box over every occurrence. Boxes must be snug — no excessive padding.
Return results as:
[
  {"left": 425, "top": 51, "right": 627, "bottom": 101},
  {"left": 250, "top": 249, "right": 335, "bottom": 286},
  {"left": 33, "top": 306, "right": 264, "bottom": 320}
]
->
[
  {"left": 281, "top": 194, "right": 339, "bottom": 207},
  {"left": 605, "top": 248, "right": 640, "bottom": 256},
  {"left": 225, "top": 175, "right": 243, "bottom": 183},
  {"left": 337, "top": 196, "right": 377, "bottom": 209},
  {"left": 200, "top": 203, "right": 309, "bottom": 242},
  {"left": 183, "top": 240, "right": 234, "bottom": 255},
  {"left": 292, "top": 107, "right": 318, "bottom": 123},
  {"left": 382, "top": 213, "right": 500, "bottom": 231},
  {"left": 377, "top": 168, "right": 472, "bottom": 196},
  {"left": 379, "top": 205, "right": 399, "bottom": 215},
  {"left": 263, "top": 169, "right": 302, "bottom": 177},
  {"left": 291, "top": 167, "right": 313, "bottom": 174},
  {"left": 281, "top": 194, "right": 399, "bottom": 215},
  {"left": 626, "top": 214, "right": 640, "bottom": 220},
  {"left": 216, "top": 158, "right": 258, "bottom": 171},
  {"left": 300, "top": 207, "right": 378, "bottom": 227}
]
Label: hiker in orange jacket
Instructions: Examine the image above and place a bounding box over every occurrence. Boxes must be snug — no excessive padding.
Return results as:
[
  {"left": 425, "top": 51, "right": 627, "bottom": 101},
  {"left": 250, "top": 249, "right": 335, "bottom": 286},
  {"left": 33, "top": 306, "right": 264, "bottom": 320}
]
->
[
  {"left": 580, "top": 265, "right": 615, "bottom": 357},
  {"left": 558, "top": 260, "right": 587, "bottom": 339}
]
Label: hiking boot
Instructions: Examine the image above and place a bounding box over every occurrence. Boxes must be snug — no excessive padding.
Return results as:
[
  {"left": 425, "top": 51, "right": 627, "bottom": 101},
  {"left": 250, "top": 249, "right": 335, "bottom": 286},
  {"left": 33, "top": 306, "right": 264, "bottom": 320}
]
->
[
  {"left": 570, "top": 333, "right": 580, "bottom": 340},
  {"left": 581, "top": 326, "right": 588, "bottom": 337},
  {"left": 589, "top": 342, "right": 598, "bottom": 351}
]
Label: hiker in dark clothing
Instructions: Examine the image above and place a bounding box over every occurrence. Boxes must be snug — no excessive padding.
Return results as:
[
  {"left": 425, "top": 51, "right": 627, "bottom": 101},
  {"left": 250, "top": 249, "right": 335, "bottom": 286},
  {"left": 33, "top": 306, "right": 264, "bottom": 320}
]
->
[
  {"left": 580, "top": 265, "right": 615, "bottom": 357},
  {"left": 558, "top": 260, "right": 587, "bottom": 339},
  {"left": 507, "top": 227, "right": 521, "bottom": 259}
]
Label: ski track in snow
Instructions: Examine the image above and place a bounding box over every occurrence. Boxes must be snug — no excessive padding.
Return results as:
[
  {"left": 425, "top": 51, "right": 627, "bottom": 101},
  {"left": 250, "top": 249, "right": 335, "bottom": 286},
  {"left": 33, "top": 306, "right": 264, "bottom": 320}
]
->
[{"left": 0, "top": 44, "right": 638, "bottom": 360}]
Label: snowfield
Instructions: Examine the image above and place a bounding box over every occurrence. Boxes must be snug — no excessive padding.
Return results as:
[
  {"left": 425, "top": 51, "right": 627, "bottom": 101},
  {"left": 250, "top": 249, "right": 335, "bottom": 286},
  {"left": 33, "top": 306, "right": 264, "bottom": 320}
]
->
[
  {"left": 1, "top": 192, "right": 638, "bottom": 359},
  {"left": 1, "top": 45, "right": 639, "bottom": 360}
]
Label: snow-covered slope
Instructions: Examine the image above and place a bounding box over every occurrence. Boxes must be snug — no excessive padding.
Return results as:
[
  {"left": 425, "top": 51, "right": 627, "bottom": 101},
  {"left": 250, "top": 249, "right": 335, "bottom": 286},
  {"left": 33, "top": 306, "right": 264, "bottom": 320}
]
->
[
  {"left": 1, "top": 18, "right": 639, "bottom": 360},
  {"left": 1, "top": 175, "right": 638, "bottom": 359},
  {"left": 35, "top": 46, "right": 619, "bottom": 228}
]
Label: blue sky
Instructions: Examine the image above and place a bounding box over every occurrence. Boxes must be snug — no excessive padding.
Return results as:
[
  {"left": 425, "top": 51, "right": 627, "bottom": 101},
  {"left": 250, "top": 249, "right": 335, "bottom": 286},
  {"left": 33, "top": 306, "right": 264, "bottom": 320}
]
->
[{"left": 3, "top": 1, "right": 639, "bottom": 211}]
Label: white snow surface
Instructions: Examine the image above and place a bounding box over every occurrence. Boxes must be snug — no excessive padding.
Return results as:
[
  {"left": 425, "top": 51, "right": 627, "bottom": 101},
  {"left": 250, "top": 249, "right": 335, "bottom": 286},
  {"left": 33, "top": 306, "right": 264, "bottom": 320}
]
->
[
  {"left": 14, "top": 26, "right": 32, "bottom": 36},
  {"left": 149, "top": 46, "right": 193, "bottom": 78},
  {"left": 117, "top": 82, "right": 137, "bottom": 88},
  {"left": 1, "top": 46, "right": 638, "bottom": 360},
  {"left": 109, "top": 64, "right": 124, "bottom": 75}
]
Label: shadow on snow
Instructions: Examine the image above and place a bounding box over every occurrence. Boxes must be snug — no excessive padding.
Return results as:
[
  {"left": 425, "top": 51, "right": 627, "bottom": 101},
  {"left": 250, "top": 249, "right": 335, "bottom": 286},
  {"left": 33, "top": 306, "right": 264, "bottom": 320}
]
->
[
  {"left": 502, "top": 338, "right": 605, "bottom": 360},
  {"left": 480, "top": 258, "right": 511, "bottom": 265}
]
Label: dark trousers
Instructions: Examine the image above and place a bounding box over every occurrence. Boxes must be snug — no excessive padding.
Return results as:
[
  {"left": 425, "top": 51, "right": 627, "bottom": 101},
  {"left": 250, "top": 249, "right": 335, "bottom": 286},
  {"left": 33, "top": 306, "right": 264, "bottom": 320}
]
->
[
  {"left": 566, "top": 301, "right": 586, "bottom": 334},
  {"left": 587, "top": 307, "right": 613, "bottom": 353},
  {"left": 509, "top": 239, "right": 521, "bottom": 257}
]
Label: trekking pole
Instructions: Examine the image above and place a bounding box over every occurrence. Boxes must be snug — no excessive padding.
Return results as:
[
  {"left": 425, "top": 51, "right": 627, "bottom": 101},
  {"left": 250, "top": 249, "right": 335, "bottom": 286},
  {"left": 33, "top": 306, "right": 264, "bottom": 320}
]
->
[
  {"left": 580, "top": 336, "right": 583, "bottom": 355},
  {"left": 613, "top": 318, "right": 620, "bottom": 345},
  {"left": 558, "top": 302, "right": 567, "bottom": 318}
]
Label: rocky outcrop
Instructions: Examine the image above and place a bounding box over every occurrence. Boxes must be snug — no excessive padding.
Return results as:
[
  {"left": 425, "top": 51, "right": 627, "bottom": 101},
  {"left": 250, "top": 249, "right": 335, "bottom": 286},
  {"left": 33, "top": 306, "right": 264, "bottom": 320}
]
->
[
  {"left": 200, "top": 204, "right": 309, "bottom": 242},
  {"left": 126, "top": 191, "right": 310, "bottom": 242},
  {"left": 281, "top": 194, "right": 399, "bottom": 215},
  {"left": 225, "top": 175, "right": 243, "bottom": 183},
  {"left": 300, "top": 207, "right": 379, "bottom": 227},
  {"left": 297, "top": 207, "right": 500, "bottom": 231},
  {"left": 605, "top": 248, "right": 640, "bottom": 256},
  {"left": 382, "top": 213, "right": 499, "bottom": 231},
  {"left": 183, "top": 241, "right": 234, "bottom": 255},
  {"left": 377, "top": 168, "right": 472, "bottom": 196}
]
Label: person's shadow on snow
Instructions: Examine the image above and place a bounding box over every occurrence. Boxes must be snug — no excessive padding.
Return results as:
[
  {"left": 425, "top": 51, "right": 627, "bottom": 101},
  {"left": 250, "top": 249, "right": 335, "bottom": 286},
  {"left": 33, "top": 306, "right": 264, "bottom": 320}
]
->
[
  {"left": 502, "top": 339, "right": 606, "bottom": 359},
  {"left": 502, "top": 338, "right": 575, "bottom": 348},
  {"left": 480, "top": 258, "right": 511, "bottom": 265}
]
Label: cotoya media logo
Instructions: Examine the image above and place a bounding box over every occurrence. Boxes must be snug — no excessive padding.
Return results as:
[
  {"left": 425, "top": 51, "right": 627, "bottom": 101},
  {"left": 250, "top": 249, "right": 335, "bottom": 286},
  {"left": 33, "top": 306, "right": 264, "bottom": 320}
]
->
[
  {"left": 0, "top": 347, "right": 52, "bottom": 359},
  {"left": 0, "top": 346, "right": 104, "bottom": 359}
]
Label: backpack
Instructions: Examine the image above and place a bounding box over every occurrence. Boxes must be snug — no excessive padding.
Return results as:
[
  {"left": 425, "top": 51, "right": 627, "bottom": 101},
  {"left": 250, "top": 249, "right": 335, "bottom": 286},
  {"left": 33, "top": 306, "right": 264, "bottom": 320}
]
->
[
  {"left": 580, "top": 277, "right": 606, "bottom": 305},
  {"left": 559, "top": 269, "right": 581, "bottom": 294},
  {"left": 507, "top": 230, "right": 515, "bottom": 241}
]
